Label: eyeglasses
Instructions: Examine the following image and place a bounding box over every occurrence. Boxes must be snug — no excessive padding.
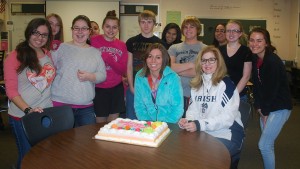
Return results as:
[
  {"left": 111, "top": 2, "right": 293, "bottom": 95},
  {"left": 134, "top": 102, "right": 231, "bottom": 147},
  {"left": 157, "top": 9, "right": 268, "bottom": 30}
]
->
[
  {"left": 72, "top": 27, "right": 90, "bottom": 32},
  {"left": 201, "top": 58, "right": 217, "bottom": 65},
  {"left": 215, "top": 29, "right": 225, "bottom": 33},
  {"left": 226, "top": 29, "right": 241, "bottom": 34},
  {"left": 32, "top": 30, "right": 49, "bottom": 39}
]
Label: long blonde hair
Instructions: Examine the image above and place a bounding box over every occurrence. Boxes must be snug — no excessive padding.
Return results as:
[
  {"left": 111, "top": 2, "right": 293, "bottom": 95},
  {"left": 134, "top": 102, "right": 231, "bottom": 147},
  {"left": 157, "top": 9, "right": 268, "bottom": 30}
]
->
[{"left": 190, "top": 46, "right": 227, "bottom": 90}]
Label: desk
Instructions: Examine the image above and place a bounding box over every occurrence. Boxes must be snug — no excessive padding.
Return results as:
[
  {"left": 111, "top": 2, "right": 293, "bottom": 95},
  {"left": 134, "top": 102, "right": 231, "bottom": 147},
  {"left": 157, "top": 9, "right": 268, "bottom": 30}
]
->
[{"left": 22, "top": 123, "right": 230, "bottom": 169}]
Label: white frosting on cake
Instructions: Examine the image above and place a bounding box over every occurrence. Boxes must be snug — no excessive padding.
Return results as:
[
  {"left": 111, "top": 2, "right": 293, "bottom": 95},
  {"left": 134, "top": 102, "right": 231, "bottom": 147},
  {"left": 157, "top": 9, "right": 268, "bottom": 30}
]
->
[{"left": 95, "top": 118, "right": 170, "bottom": 147}]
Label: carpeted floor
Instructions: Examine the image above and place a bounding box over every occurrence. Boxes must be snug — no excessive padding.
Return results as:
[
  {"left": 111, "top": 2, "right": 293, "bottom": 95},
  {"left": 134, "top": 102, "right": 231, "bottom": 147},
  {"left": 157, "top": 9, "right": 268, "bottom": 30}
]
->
[
  {"left": 239, "top": 100, "right": 300, "bottom": 169},
  {"left": 0, "top": 101, "right": 299, "bottom": 169}
]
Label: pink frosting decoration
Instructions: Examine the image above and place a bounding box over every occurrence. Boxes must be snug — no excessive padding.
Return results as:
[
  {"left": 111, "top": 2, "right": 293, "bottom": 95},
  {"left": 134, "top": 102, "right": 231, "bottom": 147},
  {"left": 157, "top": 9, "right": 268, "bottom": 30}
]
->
[{"left": 118, "top": 120, "right": 147, "bottom": 129}]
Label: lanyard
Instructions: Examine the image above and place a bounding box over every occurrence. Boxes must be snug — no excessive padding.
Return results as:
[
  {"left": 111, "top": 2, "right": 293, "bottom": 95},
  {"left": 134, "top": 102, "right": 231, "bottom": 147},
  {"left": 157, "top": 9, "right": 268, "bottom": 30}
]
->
[
  {"left": 148, "top": 74, "right": 162, "bottom": 121},
  {"left": 147, "top": 74, "right": 161, "bottom": 101},
  {"left": 257, "top": 58, "right": 263, "bottom": 84}
]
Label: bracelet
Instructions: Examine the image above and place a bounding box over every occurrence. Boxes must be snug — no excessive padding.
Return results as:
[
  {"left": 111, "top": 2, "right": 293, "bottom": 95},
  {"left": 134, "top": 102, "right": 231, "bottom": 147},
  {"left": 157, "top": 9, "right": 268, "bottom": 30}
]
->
[{"left": 24, "top": 107, "right": 32, "bottom": 114}]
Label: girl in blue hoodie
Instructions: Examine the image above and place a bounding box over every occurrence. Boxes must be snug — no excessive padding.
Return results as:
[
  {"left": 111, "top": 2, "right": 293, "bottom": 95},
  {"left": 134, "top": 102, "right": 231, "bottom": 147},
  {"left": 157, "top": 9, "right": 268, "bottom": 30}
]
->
[{"left": 134, "top": 43, "right": 184, "bottom": 123}]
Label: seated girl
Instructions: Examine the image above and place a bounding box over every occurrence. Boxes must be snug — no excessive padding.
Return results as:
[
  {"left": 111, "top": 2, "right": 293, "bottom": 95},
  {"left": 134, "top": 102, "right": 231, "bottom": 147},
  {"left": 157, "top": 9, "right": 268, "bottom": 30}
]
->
[
  {"left": 178, "top": 46, "right": 244, "bottom": 169},
  {"left": 134, "top": 43, "right": 183, "bottom": 123}
]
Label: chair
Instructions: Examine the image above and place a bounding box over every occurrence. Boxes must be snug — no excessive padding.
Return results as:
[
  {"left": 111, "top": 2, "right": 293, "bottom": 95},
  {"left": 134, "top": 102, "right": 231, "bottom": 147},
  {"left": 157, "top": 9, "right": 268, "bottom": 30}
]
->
[
  {"left": 0, "top": 50, "right": 5, "bottom": 81},
  {"left": 0, "top": 85, "right": 8, "bottom": 112},
  {"left": 21, "top": 105, "right": 74, "bottom": 146},
  {"left": 239, "top": 101, "right": 251, "bottom": 129},
  {"left": 0, "top": 85, "right": 8, "bottom": 130}
]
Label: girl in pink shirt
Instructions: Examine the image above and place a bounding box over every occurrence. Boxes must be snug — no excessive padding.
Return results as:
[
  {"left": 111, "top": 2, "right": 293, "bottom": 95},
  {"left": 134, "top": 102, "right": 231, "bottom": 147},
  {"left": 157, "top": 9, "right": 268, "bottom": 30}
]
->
[{"left": 91, "top": 10, "right": 128, "bottom": 123}]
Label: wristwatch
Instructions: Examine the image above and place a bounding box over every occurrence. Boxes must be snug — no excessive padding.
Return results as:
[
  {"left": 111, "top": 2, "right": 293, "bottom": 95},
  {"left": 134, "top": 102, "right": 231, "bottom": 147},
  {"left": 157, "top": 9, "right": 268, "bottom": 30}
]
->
[{"left": 24, "top": 107, "right": 32, "bottom": 114}]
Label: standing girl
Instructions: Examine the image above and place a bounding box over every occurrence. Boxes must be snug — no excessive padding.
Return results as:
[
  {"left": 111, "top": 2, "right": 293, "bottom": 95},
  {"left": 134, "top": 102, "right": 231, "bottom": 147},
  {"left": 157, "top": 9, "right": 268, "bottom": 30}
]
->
[
  {"left": 51, "top": 15, "right": 106, "bottom": 127},
  {"left": 4, "top": 18, "right": 55, "bottom": 169},
  {"left": 46, "top": 13, "right": 64, "bottom": 50},
  {"left": 219, "top": 20, "right": 252, "bottom": 102},
  {"left": 161, "top": 22, "right": 182, "bottom": 49},
  {"left": 90, "top": 21, "right": 100, "bottom": 36},
  {"left": 249, "top": 27, "right": 292, "bottom": 169},
  {"left": 212, "top": 23, "right": 227, "bottom": 47},
  {"left": 91, "top": 10, "right": 128, "bottom": 123}
]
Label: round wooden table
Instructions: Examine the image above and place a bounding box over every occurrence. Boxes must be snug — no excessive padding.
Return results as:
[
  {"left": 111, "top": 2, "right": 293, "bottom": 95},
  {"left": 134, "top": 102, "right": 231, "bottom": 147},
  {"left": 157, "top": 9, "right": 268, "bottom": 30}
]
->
[{"left": 21, "top": 123, "right": 230, "bottom": 169}]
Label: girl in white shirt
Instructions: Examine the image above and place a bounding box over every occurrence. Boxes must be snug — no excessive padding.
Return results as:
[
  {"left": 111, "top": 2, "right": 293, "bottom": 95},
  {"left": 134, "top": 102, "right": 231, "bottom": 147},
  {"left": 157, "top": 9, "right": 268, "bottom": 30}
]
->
[{"left": 178, "top": 46, "right": 244, "bottom": 169}]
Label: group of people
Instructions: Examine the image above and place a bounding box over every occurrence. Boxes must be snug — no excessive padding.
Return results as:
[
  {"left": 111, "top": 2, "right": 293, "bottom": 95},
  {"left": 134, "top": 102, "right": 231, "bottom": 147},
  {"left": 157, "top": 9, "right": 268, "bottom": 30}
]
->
[
  {"left": 4, "top": 10, "right": 124, "bottom": 169},
  {"left": 3, "top": 9, "right": 292, "bottom": 169},
  {"left": 196, "top": 19, "right": 292, "bottom": 169}
]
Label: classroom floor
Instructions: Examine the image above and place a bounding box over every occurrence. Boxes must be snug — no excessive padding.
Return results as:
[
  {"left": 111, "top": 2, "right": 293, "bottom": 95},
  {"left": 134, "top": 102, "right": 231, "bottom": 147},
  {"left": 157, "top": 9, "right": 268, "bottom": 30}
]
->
[{"left": 239, "top": 99, "right": 300, "bottom": 169}]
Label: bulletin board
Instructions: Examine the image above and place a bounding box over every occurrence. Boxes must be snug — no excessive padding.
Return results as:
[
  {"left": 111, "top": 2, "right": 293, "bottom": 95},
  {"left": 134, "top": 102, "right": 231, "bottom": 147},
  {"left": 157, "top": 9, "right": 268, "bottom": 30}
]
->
[{"left": 199, "top": 18, "right": 266, "bottom": 45}]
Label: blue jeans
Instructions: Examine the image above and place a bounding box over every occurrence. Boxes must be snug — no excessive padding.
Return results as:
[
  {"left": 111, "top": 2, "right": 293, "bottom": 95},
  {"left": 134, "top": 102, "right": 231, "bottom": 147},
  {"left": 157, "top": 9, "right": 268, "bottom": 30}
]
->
[
  {"left": 258, "top": 109, "right": 291, "bottom": 169},
  {"left": 182, "top": 97, "right": 190, "bottom": 118},
  {"left": 9, "top": 116, "right": 31, "bottom": 169},
  {"left": 72, "top": 106, "right": 96, "bottom": 127},
  {"left": 240, "top": 94, "right": 248, "bottom": 103},
  {"left": 125, "top": 88, "right": 137, "bottom": 120},
  {"left": 217, "top": 137, "right": 242, "bottom": 168}
]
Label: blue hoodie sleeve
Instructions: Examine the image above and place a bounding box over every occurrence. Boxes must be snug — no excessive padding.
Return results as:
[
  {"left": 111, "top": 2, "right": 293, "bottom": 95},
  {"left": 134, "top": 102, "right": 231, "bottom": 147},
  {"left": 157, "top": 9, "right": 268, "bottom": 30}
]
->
[
  {"left": 134, "top": 71, "right": 152, "bottom": 121},
  {"left": 164, "top": 73, "right": 184, "bottom": 123}
]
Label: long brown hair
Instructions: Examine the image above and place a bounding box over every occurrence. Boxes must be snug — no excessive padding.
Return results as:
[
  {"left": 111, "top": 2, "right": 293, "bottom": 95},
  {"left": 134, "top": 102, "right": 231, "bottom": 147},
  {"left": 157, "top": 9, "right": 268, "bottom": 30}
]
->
[
  {"left": 139, "top": 43, "right": 170, "bottom": 77},
  {"left": 249, "top": 27, "right": 276, "bottom": 54},
  {"left": 161, "top": 23, "right": 182, "bottom": 45},
  {"left": 46, "top": 13, "right": 64, "bottom": 42},
  {"left": 16, "top": 18, "right": 52, "bottom": 75}
]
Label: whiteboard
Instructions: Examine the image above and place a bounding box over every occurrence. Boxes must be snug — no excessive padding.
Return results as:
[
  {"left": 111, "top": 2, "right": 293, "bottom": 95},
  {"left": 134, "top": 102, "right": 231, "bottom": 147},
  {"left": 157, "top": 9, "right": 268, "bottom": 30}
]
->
[
  {"left": 120, "top": 15, "right": 140, "bottom": 42},
  {"left": 119, "top": 4, "right": 160, "bottom": 42},
  {"left": 120, "top": 15, "right": 162, "bottom": 42},
  {"left": 11, "top": 14, "right": 45, "bottom": 51},
  {"left": 46, "top": 1, "right": 119, "bottom": 42}
]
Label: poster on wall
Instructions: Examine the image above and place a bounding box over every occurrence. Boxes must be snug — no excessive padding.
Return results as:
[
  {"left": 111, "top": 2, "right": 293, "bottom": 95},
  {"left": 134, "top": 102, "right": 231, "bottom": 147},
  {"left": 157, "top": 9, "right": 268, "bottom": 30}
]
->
[{"left": 166, "top": 11, "right": 181, "bottom": 26}]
